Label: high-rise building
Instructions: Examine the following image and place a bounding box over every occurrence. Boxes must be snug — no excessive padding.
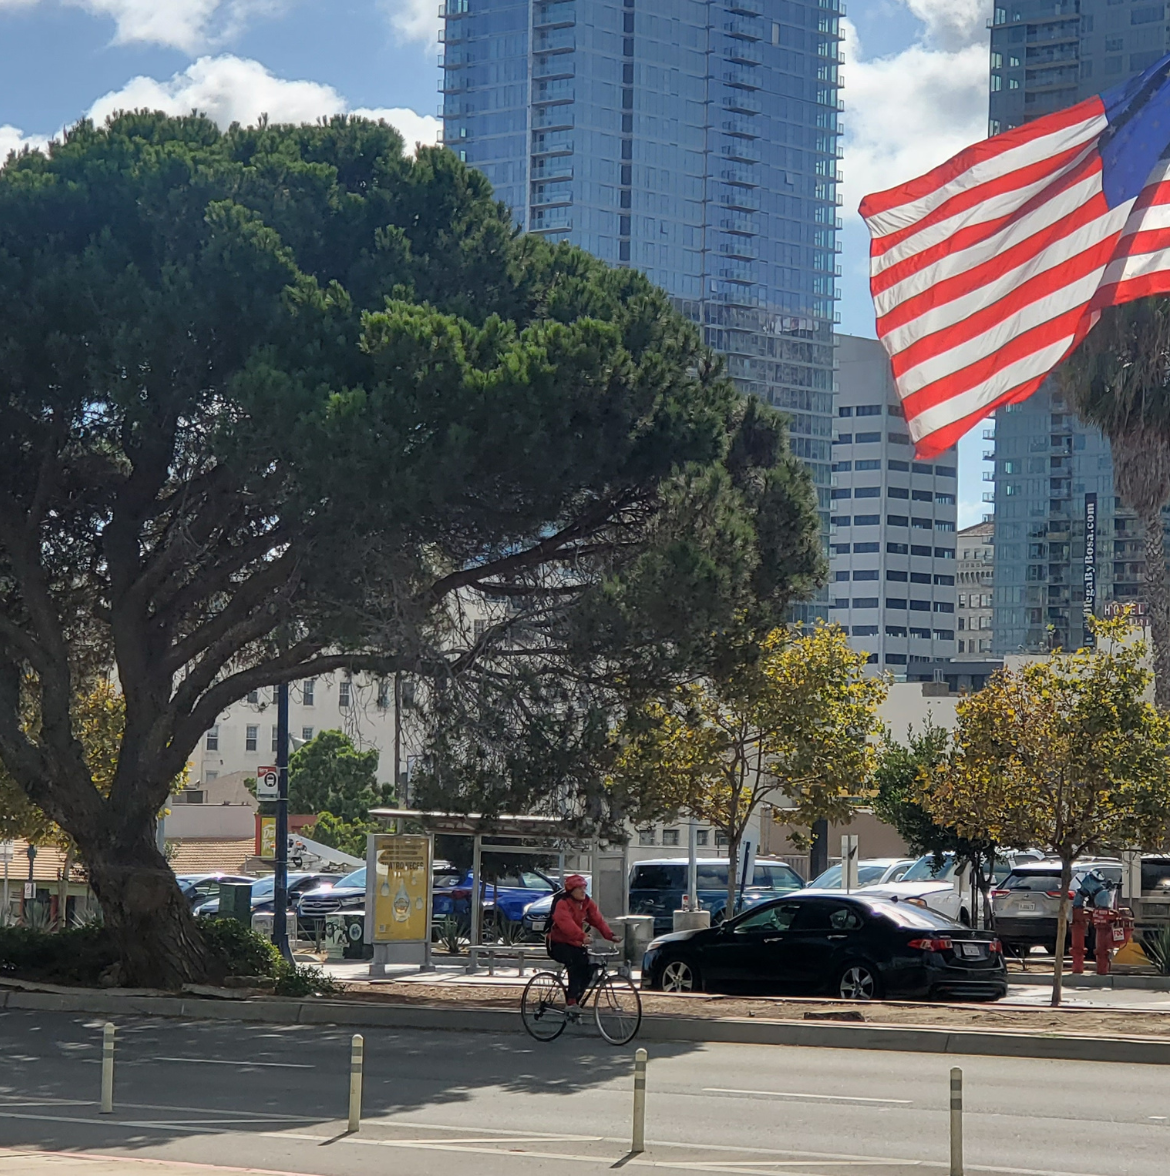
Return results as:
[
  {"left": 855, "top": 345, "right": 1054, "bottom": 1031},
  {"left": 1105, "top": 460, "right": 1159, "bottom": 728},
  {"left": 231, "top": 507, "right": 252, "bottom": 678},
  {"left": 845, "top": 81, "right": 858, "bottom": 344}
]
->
[
  {"left": 988, "top": 384, "right": 1142, "bottom": 654},
  {"left": 830, "top": 335, "right": 959, "bottom": 675},
  {"left": 988, "top": 0, "right": 1170, "bottom": 135},
  {"left": 956, "top": 521, "right": 995, "bottom": 659},
  {"left": 986, "top": 5, "right": 1162, "bottom": 654},
  {"left": 440, "top": 0, "right": 845, "bottom": 607}
]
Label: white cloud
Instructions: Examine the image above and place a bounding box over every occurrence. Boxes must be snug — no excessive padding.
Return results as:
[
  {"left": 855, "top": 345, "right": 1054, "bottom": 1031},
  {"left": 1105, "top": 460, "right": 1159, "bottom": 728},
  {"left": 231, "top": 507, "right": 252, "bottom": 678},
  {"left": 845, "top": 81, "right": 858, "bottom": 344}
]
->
[
  {"left": 902, "top": 0, "right": 988, "bottom": 52},
  {"left": 841, "top": 14, "right": 988, "bottom": 217},
  {"left": 86, "top": 56, "right": 440, "bottom": 147},
  {"left": 0, "top": 124, "right": 49, "bottom": 159},
  {"left": 379, "top": 0, "right": 440, "bottom": 46}
]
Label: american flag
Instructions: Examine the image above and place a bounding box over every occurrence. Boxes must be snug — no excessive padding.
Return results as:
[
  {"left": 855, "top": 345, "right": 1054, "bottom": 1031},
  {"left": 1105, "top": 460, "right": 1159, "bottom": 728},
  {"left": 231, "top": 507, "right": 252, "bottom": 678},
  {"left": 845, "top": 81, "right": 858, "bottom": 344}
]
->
[{"left": 861, "top": 54, "right": 1170, "bottom": 459}]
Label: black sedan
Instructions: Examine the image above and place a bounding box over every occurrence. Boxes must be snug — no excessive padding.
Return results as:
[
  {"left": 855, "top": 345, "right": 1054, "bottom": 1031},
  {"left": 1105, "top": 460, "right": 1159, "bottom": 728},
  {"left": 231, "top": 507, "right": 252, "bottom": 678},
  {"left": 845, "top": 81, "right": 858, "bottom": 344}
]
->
[{"left": 640, "top": 892, "right": 1007, "bottom": 1001}]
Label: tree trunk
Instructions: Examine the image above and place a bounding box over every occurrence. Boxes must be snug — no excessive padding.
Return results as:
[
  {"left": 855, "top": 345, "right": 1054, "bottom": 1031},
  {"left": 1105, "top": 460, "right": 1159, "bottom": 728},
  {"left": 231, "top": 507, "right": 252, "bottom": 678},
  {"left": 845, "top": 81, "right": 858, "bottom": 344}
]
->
[
  {"left": 1050, "top": 856, "right": 1073, "bottom": 1008},
  {"left": 76, "top": 824, "right": 213, "bottom": 989},
  {"left": 725, "top": 835, "right": 739, "bottom": 923},
  {"left": 1139, "top": 502, "right": 1170, "bottom": 710}
]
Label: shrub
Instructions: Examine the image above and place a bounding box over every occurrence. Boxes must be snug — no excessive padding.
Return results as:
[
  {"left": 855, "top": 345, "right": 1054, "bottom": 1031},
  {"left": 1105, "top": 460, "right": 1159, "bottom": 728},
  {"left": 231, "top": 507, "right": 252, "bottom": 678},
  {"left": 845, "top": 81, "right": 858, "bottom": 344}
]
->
[
  {"left": 0, "top": 925, "right": 118, "bottom": 986},
  {"left": 274, "top": 963, "right": 338, "bottom": 997},
  {"left": 197, "top": 917, "right": 282, "bottom": 980}
]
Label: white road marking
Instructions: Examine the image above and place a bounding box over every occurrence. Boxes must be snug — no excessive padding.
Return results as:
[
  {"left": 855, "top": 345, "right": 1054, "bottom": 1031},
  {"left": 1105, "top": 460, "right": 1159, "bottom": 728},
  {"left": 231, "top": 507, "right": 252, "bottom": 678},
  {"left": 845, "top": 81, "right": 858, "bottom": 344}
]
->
[
  {"left": 704, "top": 1088, "right": 913, "bottom": 1106},
  {"left": 152, "top": 1057, "right": 314, "bottom": 1069}
]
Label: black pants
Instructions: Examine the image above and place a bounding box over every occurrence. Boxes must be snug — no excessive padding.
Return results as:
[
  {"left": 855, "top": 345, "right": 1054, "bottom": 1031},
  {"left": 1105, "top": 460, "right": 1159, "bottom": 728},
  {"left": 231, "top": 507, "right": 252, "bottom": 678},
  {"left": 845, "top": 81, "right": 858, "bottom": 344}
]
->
[{"left": 548, "top": 941, "right": 592, "bottom": 1004}]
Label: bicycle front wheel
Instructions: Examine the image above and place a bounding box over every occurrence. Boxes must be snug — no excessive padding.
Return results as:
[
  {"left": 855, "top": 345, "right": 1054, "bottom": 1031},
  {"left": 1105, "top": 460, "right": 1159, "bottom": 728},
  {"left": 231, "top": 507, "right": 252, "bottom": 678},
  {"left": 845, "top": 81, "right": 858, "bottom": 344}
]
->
[
  {"left": 593, "top": 973, "right": 642, "bottom": 1045},
  {"left": 522, "top": 971, "right": 568, "bottom": 1042}
]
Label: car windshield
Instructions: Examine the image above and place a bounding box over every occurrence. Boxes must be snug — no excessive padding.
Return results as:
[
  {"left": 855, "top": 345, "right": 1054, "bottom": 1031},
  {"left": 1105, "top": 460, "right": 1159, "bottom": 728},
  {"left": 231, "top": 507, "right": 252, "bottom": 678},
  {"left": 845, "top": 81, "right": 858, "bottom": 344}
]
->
[
  {"left": 811, "top": 863, "right": 890, "bottom": 888},
  {"left": 632, "top": 865, "right": 686, "bottom": 889},
  {"left": 901, "top": 856, "right": 955, "bottom": 882},
  {"left": 1000, "top": 871, "right": 1061, "bottom": 892},
  {"left": 335, "top": 868, "right": 365, "bottom": 889},
  {"left": 870, "top": 901, "right": 964, "bottom": 930},
  {"left": 250, "top": 877, "right": 275, "bottom": 897}
]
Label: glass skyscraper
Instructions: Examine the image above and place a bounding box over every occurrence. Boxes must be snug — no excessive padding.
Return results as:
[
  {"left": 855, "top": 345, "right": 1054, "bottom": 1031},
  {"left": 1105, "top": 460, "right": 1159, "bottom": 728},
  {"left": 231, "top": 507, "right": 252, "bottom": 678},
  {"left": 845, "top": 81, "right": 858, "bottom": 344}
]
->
[
  {"left": 986, "top": 1, "right": 1165, "bottom": 653},
  {"left": 440, "top": 0, "right": 844, "bottom": 592}
]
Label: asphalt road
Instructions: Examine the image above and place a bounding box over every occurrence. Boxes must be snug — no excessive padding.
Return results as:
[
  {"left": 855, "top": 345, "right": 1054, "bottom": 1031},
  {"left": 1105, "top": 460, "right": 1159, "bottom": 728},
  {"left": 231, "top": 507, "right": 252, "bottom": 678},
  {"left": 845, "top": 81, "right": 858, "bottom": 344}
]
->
[{"left": 0, "top": 1009, "right": 1163, "bottom": 1176}]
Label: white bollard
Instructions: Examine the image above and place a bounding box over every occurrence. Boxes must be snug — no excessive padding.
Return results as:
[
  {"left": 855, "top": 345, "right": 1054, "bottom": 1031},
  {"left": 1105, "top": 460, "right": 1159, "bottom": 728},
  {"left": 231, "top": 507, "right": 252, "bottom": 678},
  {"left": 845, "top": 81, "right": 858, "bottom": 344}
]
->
[
  {"left": 950, "top": 1067, "right": 963, "bottom": 1176},
  {"left": 348, "top": 1034, "right": 364, "bottom": 1133},
  {"left": 631, "top": 1047, "right": 648, "bottom": 1153},
  {"left": 100, "top": 1023, "right": 115, "bottom": 1114}
]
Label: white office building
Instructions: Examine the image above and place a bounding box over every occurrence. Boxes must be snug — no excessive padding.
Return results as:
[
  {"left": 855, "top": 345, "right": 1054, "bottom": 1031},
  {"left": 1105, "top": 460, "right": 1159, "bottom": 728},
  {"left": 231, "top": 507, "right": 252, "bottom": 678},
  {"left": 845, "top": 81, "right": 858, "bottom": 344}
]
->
[{"left": 830, "top": 336, "right": 959, "bottom": 676}]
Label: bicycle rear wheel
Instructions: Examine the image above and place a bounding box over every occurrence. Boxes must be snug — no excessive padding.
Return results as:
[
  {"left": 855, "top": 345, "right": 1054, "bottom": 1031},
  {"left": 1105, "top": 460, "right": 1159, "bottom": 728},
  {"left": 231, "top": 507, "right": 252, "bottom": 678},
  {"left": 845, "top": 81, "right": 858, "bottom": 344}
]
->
[
  {"left": 521, "top": 971, "right": 568, "bottom": 1041},
  {"left": 593, "top": 973, "right": 642, "bottom": 1045}
]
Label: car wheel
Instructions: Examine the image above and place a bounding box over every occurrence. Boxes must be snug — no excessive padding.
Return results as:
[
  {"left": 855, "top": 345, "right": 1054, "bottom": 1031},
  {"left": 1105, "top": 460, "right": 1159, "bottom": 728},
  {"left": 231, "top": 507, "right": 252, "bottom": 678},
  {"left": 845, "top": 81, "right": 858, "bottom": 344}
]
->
[
  {"left": 959, "top": 909, "right": 972, "bottom": 927},
  {"left": 659, "top": 959, "right": 701, "bottom": 993},
  {"left": 837, "top": 961, "right": 883, "bottom": 1001}
]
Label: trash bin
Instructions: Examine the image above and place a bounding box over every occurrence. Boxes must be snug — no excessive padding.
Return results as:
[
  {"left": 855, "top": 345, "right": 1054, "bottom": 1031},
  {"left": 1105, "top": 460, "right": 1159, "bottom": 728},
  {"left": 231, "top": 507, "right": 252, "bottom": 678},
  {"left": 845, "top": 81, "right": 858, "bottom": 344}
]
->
[
  {"left": 612, "top": 915, "right": 656, "bottom": 968},
  {"left": 219, "top": 883, "right": 252, "bottom": 926}
]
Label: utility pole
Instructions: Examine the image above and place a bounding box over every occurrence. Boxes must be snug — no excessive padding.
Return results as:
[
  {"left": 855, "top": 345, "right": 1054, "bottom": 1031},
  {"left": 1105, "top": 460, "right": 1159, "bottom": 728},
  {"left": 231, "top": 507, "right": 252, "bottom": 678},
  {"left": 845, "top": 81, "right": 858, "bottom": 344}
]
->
[{"left": 273, "top": 682, "right": 293, "bottom": 963}]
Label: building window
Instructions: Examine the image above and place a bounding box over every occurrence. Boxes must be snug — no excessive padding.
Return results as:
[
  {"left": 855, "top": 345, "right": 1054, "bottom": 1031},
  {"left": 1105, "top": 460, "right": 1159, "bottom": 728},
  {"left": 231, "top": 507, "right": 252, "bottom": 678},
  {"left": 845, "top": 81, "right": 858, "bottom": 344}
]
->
[
  {"left": 272, "top": 726, "right": 279, "bottom": 753},
  {"left": 887, "top": 570, "right": 908, "bottom": 582},
  {"left": 834, "top": 434, "right": 852, "bottom": 444},
  {"left": 910, "top": 626, "right": 931, "bottom": 639},
  {"left": 888, "top": 460, "right": 909, "bottom": 472},
  {"left": 853, "top": 542, "right": 880, "bottom": 553},
  {"left": 887, "top": 542, "right": 909, "bottom": 555},
  {"left": 934, "top": 601, "right": 955, "bottom": 614},
  {"left": 886, "top": 625, "right": 907, "bottom": 638},
  {"left": 886, "top": 597, "right": 907, "bottom": 609},
  {"left": 302, "top": 727, "right": 314, "bottom": 742},
  {"left": 206, "top": 726, "right": 219, "bottom": 751},
  {"left": 885, "top": 653, "right": 908, "bottom": 665},
  {"left": 887, "top": 515, "right": 908, "bottom": 528},
  {"left": 838, "top": 406, "right": 853, "bottom": 417},
  {"left": 855, "top": 459, "right": 882, "bottom": 471},
  {"left": 303, "top": 680, "right": 315, "bottom": 706},
  {"left": 854, "top": 487, "right": 880, "bottom": 498},
  {"left": 638, "top": 828, "right": 656, "bottom": 846},
  {"left": 854, "top": 514, "right": 880, "bottom": 526},
  {"left": 377, "top": 679, "right": 390, "bottom": 709},
  {"left": 834, "top": 571, "right": 851, "bottom": 582},
  {"left": 855, "top": 431, "right": 881, "bottom": 443},
  {"left": 888, "top": 486, "right": 909, "bottom": 499},
  {"left": 934, "top": 629, "right": 956, "bottom": 641},
  {"left": 245, "top": 725, "right": 258, "bottom": 752},
  {"left": 696, "top": 829, "right": 709, "bottom": 847},
  {"left": 339, "top": 679, "right": 352, "bottom": 708},
  {"left": 246, "top": 690, "right": 259, "bottom": 704},
  {"left": 715, "top": 831, "right": 729, "bottom": 848},
  {"left": 832, "top": 461, "right": 852, "bottom": 472},
  {"left": 853, "top": 597, "right": 879, "bottom": 609},
  {"left": 855, "top": 405, "right": 882, "bottom": 417},
  {"left": 832, "top": 517, "right": 851, "bottom": 528},
  {"left": 662, "top": 828, "right": 680, "bottom": 847},
  {"left": 852, "top": 625, "right": 879, "bottom": 637},
  {"left": 911, "top": 489, "right": 932, "bottom": 502}
]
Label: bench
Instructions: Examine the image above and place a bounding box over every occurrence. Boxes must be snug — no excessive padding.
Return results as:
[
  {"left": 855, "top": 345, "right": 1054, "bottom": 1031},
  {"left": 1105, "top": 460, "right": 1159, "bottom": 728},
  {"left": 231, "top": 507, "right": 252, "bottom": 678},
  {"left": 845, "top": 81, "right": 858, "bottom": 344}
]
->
[{"left": 466, "top": 944, "right": 554, "bottom": 976}]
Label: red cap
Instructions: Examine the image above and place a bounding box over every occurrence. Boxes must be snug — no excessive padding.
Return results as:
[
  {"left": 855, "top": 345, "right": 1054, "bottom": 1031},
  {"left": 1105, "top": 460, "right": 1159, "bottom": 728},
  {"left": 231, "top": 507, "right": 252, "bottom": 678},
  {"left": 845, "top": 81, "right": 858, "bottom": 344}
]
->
[{"left": 564, "top": 874, "right": 587, "bottom": 891}]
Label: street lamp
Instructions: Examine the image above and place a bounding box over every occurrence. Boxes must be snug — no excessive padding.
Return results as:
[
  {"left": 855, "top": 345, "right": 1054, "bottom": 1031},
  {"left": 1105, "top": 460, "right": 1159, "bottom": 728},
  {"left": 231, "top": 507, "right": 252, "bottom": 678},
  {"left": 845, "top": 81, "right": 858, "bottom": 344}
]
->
[{"left": 23, "top": 844, "right": 36, "bottom": 921}]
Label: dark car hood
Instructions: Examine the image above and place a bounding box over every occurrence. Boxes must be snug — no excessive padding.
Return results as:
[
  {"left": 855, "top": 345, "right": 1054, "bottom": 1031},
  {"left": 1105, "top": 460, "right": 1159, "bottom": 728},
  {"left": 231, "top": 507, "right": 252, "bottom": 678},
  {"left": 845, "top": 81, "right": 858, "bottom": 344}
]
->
[{"left": 299, "top": 886, "right": 363, "bottom": 902}]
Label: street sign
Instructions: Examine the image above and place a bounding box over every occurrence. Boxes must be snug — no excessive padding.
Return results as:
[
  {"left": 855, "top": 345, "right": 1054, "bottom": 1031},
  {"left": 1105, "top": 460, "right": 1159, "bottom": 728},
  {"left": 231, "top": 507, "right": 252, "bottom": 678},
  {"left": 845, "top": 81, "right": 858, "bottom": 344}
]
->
[
  {"left": 23, "top": 882, "right": 35, "bottom": 899},
  {"left": 256, "top": 765, "right": 279, "bottom": 800},
  {"left": 0, "top": 841, "right": 13, "bottom": 863}
]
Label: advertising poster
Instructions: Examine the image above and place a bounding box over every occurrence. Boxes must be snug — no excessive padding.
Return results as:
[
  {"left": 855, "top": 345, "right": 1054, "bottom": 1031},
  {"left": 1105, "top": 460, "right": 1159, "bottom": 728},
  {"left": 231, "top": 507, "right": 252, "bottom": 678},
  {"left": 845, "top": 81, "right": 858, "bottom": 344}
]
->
[
  {"left": 371, "top": 834, "right": 430, "bottom": 942},
  {"left": 259, "top": 817, "right": 276, "bottom": 858}
]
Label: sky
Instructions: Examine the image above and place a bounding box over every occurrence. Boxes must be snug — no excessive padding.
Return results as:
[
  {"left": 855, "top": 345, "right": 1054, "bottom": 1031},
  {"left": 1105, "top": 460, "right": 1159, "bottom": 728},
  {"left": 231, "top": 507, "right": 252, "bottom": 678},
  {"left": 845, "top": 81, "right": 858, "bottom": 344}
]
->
[{"left": 0, "top": 0, "right": 991, "bottom": 524}]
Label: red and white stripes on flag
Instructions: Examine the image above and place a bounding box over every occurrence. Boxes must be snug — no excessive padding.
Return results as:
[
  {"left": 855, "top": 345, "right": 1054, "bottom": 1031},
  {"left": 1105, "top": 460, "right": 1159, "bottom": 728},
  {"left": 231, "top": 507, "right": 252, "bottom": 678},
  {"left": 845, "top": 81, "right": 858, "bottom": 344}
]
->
[{"left": 860, "top": 97, "right": 1170, "bottom": 459}]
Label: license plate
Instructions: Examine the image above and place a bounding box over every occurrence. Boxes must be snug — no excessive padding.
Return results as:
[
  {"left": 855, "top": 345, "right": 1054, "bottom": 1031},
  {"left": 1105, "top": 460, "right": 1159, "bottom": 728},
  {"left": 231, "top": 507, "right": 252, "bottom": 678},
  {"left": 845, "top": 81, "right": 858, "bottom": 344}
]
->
[
  {"left": 1017, "top": 901, "right": 1036, "bottom": 911},
  {"left": 960, "top": 943, "right": 985, "bottom": 958}
]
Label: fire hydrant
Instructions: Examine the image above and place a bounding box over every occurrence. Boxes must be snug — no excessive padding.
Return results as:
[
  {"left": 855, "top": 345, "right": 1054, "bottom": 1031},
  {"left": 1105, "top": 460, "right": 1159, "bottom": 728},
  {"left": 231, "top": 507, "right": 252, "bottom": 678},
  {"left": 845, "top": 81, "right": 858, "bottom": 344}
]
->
[{"left": 1070, "top": 906, "right": 1134, "bottom": 974}]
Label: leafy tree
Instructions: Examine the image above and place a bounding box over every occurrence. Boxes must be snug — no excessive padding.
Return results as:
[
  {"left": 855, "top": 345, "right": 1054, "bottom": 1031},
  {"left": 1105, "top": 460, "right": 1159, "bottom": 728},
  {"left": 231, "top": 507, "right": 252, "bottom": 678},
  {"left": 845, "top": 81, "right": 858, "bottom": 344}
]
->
[
  {"left": 288, "top": 730, "right": 387, "bottom": 823},
  {"left": 610, "top": 624, "right": 887, "bottom": 919},
  {"left": 0, "top": 114, "right": 823, "bottom": 985},
  {"left": 1059, "top": 299, "right": 1170, "bottom": 705},
  {"left": 303, "top": 811, "right": 380, "bottom": 860},
  {"left": 925, "top": 616, "right": 1170, "bottom": 1005},
  {"left": 872, "top": 723, "right": 999, "bottom": 926}
]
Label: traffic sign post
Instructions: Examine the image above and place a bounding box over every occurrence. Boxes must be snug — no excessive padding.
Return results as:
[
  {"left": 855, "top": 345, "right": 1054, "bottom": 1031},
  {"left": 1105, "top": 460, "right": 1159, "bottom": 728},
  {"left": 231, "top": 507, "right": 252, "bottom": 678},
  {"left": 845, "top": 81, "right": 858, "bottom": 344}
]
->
[
  {"left": 256, "top": 766, "right": 279, "bottom": 801},
  {"left": 0, "top": 840, "right": 12, "bottom": 920},
  {"left": 273, "top": 683, "right": 292, "bottom": 963}
]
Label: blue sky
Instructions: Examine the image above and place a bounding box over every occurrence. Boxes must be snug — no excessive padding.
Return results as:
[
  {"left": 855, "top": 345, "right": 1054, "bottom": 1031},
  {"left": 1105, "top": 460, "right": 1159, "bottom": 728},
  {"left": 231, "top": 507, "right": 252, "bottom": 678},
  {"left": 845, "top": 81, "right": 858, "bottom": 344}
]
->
[{"left": 0, "top": 0, "right": 991, "bottom": 522}]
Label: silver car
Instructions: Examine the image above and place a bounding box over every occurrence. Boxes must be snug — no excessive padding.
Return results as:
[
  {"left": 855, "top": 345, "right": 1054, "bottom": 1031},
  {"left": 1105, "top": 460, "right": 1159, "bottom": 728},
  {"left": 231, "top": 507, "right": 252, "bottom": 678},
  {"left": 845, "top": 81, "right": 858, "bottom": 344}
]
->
[
  {"left": 807, "top": 858, "right": 916, "bottom": 889},
  {"left": 992, "top": 859, "right": 1121, "bottom": 956}
]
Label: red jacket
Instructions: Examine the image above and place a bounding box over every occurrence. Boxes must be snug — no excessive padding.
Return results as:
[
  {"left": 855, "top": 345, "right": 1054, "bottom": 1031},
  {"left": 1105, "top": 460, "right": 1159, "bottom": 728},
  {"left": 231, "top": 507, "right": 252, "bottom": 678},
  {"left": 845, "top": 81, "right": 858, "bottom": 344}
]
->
[{"left": 548, "top": 892, "right": 616, "bottom": 947}]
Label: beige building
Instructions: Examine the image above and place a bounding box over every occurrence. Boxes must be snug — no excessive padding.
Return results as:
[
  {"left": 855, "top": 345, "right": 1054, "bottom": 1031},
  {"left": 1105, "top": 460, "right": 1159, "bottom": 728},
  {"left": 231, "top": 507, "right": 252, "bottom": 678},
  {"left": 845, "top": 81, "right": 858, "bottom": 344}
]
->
[{"left": 956, "top": 521, "right": 994, "bottom": 659}]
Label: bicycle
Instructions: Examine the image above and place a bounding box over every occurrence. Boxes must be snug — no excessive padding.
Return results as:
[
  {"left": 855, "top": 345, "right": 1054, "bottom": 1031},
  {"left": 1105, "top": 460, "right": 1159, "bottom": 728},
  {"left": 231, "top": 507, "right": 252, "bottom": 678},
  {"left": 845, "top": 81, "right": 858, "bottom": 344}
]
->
[{"left": 521, "top": 948, "right": 642, "bottom": 1045}]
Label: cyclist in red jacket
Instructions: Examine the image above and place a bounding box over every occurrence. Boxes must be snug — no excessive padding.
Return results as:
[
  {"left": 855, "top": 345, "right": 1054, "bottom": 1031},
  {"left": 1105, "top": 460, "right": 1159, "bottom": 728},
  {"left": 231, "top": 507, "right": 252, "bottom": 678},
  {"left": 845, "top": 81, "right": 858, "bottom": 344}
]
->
[{"left": 547, "top": 874, "right": 618, "bottom": 1010}]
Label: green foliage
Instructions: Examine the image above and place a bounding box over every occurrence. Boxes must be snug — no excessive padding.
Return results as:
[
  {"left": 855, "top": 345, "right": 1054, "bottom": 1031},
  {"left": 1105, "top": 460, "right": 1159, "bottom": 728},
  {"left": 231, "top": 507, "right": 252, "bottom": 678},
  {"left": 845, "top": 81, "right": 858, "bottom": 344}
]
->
[
  {"left": 305, "top": 811, "right": 381, "bottom": 859},
  {"left": 273, "top": 963, "right": 338, "bottom": 997},
  {"left": 289, "top": 730, "right": 388, "bottom": 822},
  {"left": 0, "top": 112, "right": 824, "bottom": 986},
  {"left": 0, "top": 925, "right": 118, "bottom": 985},
  {"left": 198, "top": 917, "right": 283, "bottom": 979},
  {"left": 872, "top": 723, "right": 993, "bottom": 861},
  {"left": 436, "top": 915, "right": 468, "bottom": 955},
  {"left": 1144, "top": 926, "right": 1170, "bottom": 976}
]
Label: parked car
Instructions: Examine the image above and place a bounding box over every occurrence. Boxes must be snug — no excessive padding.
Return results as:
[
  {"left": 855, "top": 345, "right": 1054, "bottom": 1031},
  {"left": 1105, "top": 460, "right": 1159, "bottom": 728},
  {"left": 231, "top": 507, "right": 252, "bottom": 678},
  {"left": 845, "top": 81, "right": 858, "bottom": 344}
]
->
[
  {"left": 175, "top": 874, "right": 253, "bottom": 910},
  {"left": 295, "top": 866, "right": 368, "bottom": 938},
  {"left": 522, "top": 874, "right": 592, "bottom": 936},
  {"left": 808, "top": 858, "right": 916, "bottom": 890},
  {"left": 193, "top": 872, "right": 337, "bottom": 917},
  {"left": 640, "top": 892, "right": 1007, "bottom": 1001},
  {"left": 629, "top": 857, "right": 805, "bottom": 935},
  {"left": 860, "top": 851, "right": 1042, "bottom": 926},
  {"left": 992, "top": 859, "right": 1122, "bottom": 956},
  {"left": 432, "top": 868, "right": 557, "bottom": 933}
]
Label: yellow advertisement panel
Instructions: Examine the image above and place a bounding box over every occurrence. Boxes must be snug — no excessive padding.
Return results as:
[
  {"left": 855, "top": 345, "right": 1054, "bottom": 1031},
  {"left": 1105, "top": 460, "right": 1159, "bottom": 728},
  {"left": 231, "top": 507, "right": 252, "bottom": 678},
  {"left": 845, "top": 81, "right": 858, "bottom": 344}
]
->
[
  {"left": 259, "top": 817, "right": 276, "bottom": 858},
  {"left": 372, "top": 834, "right": 430, "bottom": 942}
]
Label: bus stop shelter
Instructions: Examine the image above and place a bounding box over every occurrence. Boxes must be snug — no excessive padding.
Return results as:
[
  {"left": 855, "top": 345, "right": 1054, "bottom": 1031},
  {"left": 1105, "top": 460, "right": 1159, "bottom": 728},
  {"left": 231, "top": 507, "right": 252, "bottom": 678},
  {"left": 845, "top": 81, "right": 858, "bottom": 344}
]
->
[{"left": 368, "top": 808, "right": 629, "bottom": 973}]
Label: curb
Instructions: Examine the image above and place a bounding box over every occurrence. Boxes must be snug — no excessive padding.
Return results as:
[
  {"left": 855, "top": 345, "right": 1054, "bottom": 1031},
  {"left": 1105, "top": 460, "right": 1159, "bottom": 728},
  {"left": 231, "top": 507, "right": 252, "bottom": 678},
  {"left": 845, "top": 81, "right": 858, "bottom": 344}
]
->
[{"left": 5, "top": 987, "right": 1170, "bottom": 1066}]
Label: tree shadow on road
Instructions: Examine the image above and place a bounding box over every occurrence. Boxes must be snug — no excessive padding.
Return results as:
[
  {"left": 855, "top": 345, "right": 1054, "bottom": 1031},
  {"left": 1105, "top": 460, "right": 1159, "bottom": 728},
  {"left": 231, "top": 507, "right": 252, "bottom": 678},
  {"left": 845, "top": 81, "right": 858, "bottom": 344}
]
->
[{"left": 0, "top": 1009, "right": 702, "bottom": 1154}]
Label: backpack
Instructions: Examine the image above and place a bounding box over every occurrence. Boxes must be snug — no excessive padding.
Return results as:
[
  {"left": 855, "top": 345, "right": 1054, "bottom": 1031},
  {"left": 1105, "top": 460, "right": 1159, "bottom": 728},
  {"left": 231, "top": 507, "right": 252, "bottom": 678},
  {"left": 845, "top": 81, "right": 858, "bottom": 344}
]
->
[{"left": 544, "top": 889, "right": 570, "bottom": 948}]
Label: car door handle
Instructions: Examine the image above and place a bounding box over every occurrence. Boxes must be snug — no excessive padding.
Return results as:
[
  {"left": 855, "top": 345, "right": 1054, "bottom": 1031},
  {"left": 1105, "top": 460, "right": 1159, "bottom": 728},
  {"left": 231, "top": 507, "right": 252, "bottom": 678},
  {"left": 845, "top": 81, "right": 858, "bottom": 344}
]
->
[
  {"left": 762, "top": 935, "right": 786, "bottom": 943},
  {"left": 827, "top": 934, "right": 848, "bottom": 940}
]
